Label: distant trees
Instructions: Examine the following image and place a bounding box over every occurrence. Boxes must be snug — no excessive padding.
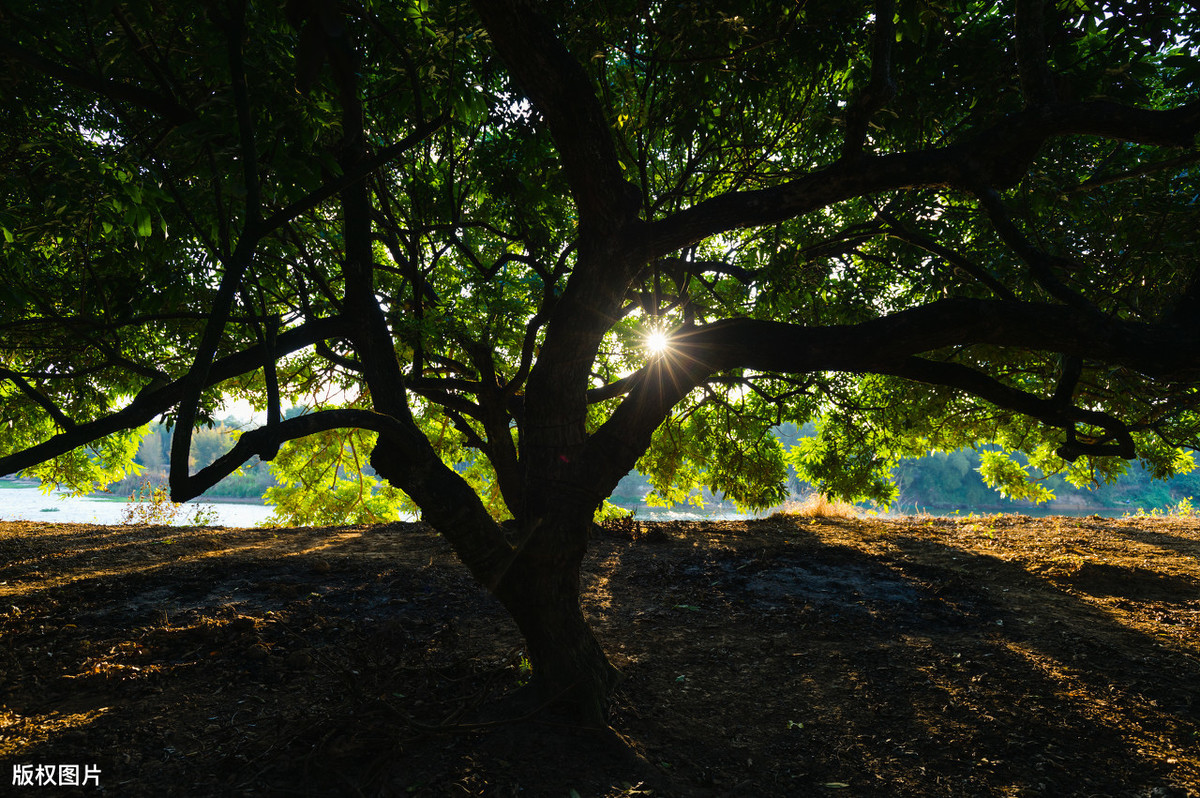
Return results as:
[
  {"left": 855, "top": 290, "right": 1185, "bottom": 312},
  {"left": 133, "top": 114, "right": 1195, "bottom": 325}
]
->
[
  {"left": 109, "top": 420, "right": 277, "bottom": 501},
  {"left": 114, "top": 419, "right": 1200, "bottom": 514},
  {"left": 895, "top": 448, "right": 1200, "bottom": 512}
]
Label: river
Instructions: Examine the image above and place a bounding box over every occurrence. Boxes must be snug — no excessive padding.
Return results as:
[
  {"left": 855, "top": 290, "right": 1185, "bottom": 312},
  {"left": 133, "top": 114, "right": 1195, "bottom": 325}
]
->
[
  {"left": 0, "top": 479, "right": 1144, "bottom": 527},
  {"left": 0, "top": 481, "right": 275, "bottom": 527}
]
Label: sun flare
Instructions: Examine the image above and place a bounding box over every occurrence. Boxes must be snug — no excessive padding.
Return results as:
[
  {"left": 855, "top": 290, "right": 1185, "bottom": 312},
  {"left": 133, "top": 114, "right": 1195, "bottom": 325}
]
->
[{"left": 644, "top": 328, "right": 671, "bottom": 356}]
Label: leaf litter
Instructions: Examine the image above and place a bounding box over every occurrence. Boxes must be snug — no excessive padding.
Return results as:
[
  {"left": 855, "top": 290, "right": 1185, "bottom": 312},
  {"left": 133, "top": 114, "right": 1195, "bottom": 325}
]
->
[{"left": 0, "top": 514, "right": 1197, "bottom": 796}]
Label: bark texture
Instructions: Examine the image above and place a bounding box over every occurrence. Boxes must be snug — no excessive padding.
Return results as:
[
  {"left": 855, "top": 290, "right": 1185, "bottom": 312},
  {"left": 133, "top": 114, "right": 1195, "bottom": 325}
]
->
[{"left": 492, "top": 519, "right": 622, "bottom": 724}]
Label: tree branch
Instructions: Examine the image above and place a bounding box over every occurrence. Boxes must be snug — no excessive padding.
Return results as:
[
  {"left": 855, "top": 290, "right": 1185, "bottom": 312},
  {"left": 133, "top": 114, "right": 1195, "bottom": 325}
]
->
[
  {"left": 586, "top": 371, "right": 644, "bottom": 404},
  {"left": 882, "top": 215, "right": 1019, "bottom": 300},
  {"left": 645, "top": 99, "right": 1200, "bottom": 261},
  {"left": 0, "top": 35, "right": 192, "bottom": 125},
  {"left": 0, "top": 367, "right": 76, "bottom": 431},
  {"left": 1067, "top": 151, "right": 1200, "bottom": 194},
  {"left": 0, "top": 317, "right": 353, "bottom": 478},
  {"left": 1014, "top": 0, "right": 1057, "bottom": 106},
  {"left": 169, "top": 238, "right": 257, "bottom": 488},
  {"left": 655, "top": 257, "right": 754, "bottom": 285},
  {"left": 471, "top": 0, "right": 639, "bottom": 234},
  {"left": 577, "top": 299, "right": 1200, "bottom": 498},
  {"left": 226, "top": 1, "right": 261, "bottom": 228},
  {"left": 882, "top": 356, "right": 1134, "bottom": 460},
  {"left": 259, "top": 112, "right": 449, "bottom": 237},
  {"left": 1052, "top": 355, "right": 1083, "bottom": 410},
  {"left": 976, "top": 187, "right": 1093, "bottom": 308},
  {"left": 177, "top": 408, "right": 417, "bottom": 501},
  {"left": 842, "top": 0, "right": 897, "bottom": 160},
  {"left": 312, "top": 5, "right": 512, "bottom": 588}
]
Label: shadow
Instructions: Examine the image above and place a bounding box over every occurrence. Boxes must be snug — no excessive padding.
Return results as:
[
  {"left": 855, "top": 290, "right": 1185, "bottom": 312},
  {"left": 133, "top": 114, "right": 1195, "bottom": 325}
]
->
[
  {"left": 0, "top": 523, "right": 447, "bottom": 604},
  {"left": 1110, "top": 521, "right": 1200, "bottom": 562},
  {"left": 5, "top": 518, "right": 1198, "bottom": 796},
  {"left": 592, "top": 519, "right": 1200, "bottom": 796},
  {"left": 1060, "top": 561, "right": 1200, "bottom": 601},
  {"left": 4, "top": 523, "right": 526, "bottom": 797}
]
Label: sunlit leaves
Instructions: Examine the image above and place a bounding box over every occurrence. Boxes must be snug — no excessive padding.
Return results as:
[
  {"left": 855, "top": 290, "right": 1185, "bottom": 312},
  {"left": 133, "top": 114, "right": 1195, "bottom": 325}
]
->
[
  {"left": 263, "top": 426, "right": 407, "bottom": 526},
  {"left": 787, "top": 418, "right": 899, "bottom": 507},
  {"left": 977, "top": 450, "right": 1056, "bottom": 503},
  {"left": 23, "top": 426, "right": 148, "bottom": 496},
  {"left": 637, "top": 397, "right": 790, "bottom": 512}
]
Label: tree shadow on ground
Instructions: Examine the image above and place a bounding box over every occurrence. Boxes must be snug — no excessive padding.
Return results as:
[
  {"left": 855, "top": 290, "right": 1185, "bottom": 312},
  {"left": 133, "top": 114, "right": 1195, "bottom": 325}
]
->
[
  {"left": 3, "top": 518, "right": 1198, "bottom": 796},
  {"left": 593, "top": 519, "right": 1199, "bottom": 796},
  {"left": 1110, "top": 522, "right": 1200, "bottom": 562}
]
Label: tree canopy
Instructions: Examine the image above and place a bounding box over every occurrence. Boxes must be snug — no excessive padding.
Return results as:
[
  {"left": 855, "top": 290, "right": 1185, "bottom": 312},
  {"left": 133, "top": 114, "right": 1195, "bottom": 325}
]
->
[{"left": 2, "top": 0, "right": 1199, "bottom": 719}]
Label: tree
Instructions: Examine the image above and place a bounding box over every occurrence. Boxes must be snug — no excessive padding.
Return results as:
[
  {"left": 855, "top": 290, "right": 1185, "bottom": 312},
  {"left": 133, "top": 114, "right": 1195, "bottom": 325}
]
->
[{"left": 2, "top": 0, "right": 1199, "bottom": 722}]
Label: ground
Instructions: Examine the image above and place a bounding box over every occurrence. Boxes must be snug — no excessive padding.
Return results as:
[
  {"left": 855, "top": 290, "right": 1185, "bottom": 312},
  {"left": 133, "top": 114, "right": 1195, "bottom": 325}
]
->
[{"left": 1, "top": 513, "right": 1197, "bottom": 797}]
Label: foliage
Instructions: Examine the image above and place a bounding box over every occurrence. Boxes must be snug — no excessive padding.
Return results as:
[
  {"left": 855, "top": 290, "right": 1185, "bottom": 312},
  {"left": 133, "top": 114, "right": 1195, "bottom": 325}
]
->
[
  {"left": 2, "top": 0, "right": 1199, "bottom": 516},
  {"left": 1129, "top": 495, "right": 1200, "bottom": 518},
  {"left": 895, "top": 444, "right": 1200, "bottom": 513},
  {"left": 638, "top": 400, "right": 790, "bottom": 512},
  {"left": 262, "top": 426, "right": 407, "bottom": 527},
  {"left": 23, "top": 427, "right": 147, "bottom": 497}
]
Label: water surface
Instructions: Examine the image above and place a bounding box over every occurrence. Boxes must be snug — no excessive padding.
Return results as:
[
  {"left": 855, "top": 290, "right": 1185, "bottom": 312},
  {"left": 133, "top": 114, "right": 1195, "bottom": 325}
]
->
[{"left": 0, "top": 481, "right": 274, "bottom": 527}]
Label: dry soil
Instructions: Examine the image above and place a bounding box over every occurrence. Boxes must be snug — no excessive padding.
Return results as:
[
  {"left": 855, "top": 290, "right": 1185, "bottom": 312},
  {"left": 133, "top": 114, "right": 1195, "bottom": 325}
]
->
[{"left": 1, "top": 513, "right": 1198, "bottom": 796}]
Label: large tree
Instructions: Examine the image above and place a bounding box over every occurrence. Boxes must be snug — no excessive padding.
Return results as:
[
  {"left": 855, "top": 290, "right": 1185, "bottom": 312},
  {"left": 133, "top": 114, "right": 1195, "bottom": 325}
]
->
[{"left": 2, "top": 0, "right": 1199, "bottom": 721}]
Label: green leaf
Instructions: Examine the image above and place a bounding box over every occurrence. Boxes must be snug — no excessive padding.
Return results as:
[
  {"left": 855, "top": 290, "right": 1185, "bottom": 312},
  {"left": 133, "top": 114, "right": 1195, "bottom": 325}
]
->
[
  {"left": 135, "top": 207, "right": 153, "bottom": 238},
  {"left": 977, "top": 451, "right": 1055, "bottom": 503}
]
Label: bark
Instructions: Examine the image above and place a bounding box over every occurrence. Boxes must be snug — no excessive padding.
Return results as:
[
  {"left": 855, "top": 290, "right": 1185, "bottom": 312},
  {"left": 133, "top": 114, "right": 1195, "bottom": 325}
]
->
[
  {"left": 470, "top": 0, "right": 634, "bottom": 236},
  {"left": 491, "top": 517, "right": 622, "bottom": 724}
]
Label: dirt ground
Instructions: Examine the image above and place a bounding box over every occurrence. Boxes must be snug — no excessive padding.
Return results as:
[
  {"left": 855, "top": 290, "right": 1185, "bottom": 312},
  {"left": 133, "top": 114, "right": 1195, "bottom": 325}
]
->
[{"left": 1, "top": 513, "right": 1197, "bottom": 797}]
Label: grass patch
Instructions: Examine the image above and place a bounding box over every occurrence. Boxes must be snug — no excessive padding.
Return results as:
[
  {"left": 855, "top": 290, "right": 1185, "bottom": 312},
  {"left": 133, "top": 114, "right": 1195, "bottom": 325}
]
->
[{"left": 771, "top": 493, "right": 860, "bottom": 520}]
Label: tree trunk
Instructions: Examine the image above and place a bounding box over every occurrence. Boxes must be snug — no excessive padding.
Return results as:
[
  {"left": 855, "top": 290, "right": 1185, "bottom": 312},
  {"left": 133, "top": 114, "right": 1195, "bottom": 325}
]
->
[{"left": 492, "top": 518, "right": 621, "bottom": 725}]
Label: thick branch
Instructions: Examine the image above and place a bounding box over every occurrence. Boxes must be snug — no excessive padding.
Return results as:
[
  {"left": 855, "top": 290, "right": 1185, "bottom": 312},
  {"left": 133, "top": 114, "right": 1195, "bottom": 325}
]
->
[
  {"left": 169, "top": 238, "right": 257, "bottom": 487},
  {"left": 882, "top": 357, "right": 1134, "bottom": 459},
  {"left": 318, "top": 9, "right": 511, "bottom": 587},
  {"left": 176, "top": 409, "right": 416, "bottom": 501},
  {"left": 0, "top": 317, "right": 353, "bottom": 477},
  {"left": 1052, "top": 355, "right": 1083, "bottom": 409},
  {"left": 259, "top": 112, "right": 449, "bottom": 237},
  {"left": 0, "top": 368, "right": 76, "bottom": 430},
  {"left": 842, "top": 0, "right": 897, "bottom": 160},
  {"left": 169, "top": 4, "right": 271, "bottom": 490},
  {"left": 471, "top": 0, "right": 639, "bottom": 234},
  {"left": 227, "top": 1, "right": 262, "bottom": 228},
  {"left": 1014, "top": 0, "right": 1057, "bottom": 106},
  {"left": 0, "top": 35, "right": 192, "bottom": 125},
  {"left": 577, "top": 299, "right": 1200, "bottom": 497},
  {"left": 976, "top": 187, "right": 1092, "bottom": 309},
  {"left": 586, "top": 372, "right": 644, "bottom": 404},
  {"left": 645, "top": 99, "right": 1200, "bottom": 261}
]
